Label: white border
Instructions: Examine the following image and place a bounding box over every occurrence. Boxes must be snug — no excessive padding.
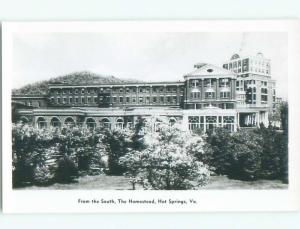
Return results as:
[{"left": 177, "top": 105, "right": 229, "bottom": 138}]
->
[{"left": 2, "top": 20, "right": 300, "bottom": 213}]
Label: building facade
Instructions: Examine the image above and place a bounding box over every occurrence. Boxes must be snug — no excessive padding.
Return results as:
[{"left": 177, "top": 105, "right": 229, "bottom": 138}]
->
[{"left": 12, "top": 53, "right": 276, "bottom": 133}]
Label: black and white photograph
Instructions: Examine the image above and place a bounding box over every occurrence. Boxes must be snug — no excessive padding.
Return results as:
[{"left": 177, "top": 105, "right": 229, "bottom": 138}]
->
[{"left": 2, "top": 21, "right": 299, "bottom": 213}]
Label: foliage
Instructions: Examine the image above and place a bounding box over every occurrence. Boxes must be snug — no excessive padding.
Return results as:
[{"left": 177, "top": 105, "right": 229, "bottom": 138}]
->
[
  {"left": 103, "top": 128, "right": 134, "bottom": 175},
  {"left": 119, "top": 121, "right": 211, "bottom": 190},
  {"left": 12, "top": 124, "right": 108, "bottom": 187},
  {"left": 54, "top": 156, "right": 79, "bottom": 183},
  {"left": 207, "top": 126, "right": 288, "bottom": 181}
]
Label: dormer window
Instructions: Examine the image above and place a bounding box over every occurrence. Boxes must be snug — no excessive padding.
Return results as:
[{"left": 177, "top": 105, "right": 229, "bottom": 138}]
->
[{"left": 207, "top": 69, "right": 213, "bottom": 73}]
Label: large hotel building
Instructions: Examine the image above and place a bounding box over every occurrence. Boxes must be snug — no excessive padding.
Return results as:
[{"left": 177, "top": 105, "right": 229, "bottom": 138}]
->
[{"left": 12, "top": 53, "right": 277, "bottom": 132}]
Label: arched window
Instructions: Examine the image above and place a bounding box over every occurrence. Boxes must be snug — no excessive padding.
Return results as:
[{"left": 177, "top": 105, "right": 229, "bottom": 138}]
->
[
  {"left": 100, "top": 118, "right": 111, "bottom": 129},
  {"left": 188, "top": 116, "right": 200, "bottom": 130},
  {"left": 115, "top": 118, "right": 124, "bottom": 129},
  {"left": 64, "top": 117, "right": 75, "bottom": 127},
  {"left": 50, "top": 117, "right": 61, "bottom": 128},
  {"left": 86, "top": 118, "right": 96, "bottom": 129},
  {"left": 37, "top": 117, "right": 47, "bottom": 129}
]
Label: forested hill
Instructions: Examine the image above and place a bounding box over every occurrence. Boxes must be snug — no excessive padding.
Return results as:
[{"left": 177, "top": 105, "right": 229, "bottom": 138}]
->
[{"left": 12, "top": 71, "right": 141, "bottom": 95}]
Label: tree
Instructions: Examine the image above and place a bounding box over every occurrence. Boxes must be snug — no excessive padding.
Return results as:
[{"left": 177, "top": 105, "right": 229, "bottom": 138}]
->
[
  {"left": 207, "top": 128, "right": 264, "bottom": 181},
  {"left": 103, "top": 128, "right": 134, "bottom": 175},
  {"left": 119, "top": 121, "right": 211, "bottom": 190}
]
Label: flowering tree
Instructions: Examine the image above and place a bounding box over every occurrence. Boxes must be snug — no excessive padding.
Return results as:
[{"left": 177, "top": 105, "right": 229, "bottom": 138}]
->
[
  {"left": 119, "top": 119, "right": 211, "bottom": 190},
  {"left": 12, "top": 124, "right": 108, "bottom": 186}
]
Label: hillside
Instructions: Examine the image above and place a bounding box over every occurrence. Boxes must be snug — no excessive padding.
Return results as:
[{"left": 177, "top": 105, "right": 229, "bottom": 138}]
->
[{"left": 12, "top": 71, "right": 141, "bottom": 95}]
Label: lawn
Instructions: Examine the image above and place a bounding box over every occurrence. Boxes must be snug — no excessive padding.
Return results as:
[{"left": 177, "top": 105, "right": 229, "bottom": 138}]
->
[{"left": 17, "top": 174, "right": 288, "bottom": 190}]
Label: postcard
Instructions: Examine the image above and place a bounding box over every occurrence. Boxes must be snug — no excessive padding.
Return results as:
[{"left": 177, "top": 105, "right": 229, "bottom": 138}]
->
[{"left": 2, "top": 20, "right": 300, "bottom": 213}]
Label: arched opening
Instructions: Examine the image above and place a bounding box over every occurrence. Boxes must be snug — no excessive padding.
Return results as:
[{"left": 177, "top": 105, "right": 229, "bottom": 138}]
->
[
  {"left": 37, "top": 117, "right": 47, "bottom": 129},
  {"left": 50, "top": 117, "right": 61, "bottom": 128},
  {"left": 86, "top": 117, "right": 96, "bottom": 129},
  {"left": 115, "top": 118, "right": 124, "bottom": 129},
  {"left": 100, "top": 118, "right": 111, "bottom": 129},
  {"left": 64, "top": 117, "right": 75, "bottom": 127}
]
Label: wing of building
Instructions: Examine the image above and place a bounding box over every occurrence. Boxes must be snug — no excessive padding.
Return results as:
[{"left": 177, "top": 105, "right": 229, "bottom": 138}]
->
[{"left": 12, "top": 53, "right": 276, "bottom": 132}]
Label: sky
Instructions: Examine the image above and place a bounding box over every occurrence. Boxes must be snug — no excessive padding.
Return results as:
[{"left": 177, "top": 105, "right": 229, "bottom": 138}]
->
[{"left": 12, "top": 32, "right": 288, "bottom": 99}]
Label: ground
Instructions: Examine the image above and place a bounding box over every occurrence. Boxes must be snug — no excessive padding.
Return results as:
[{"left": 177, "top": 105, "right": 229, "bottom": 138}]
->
[{"left": 17, "top": 174, "right": 288, "bottom": 190}]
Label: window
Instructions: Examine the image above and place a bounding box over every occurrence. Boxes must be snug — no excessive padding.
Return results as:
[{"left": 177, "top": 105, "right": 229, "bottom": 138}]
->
[
  {"left": 62, "top": 97, "right": 66, "bottom": 104},
  {"left": 126, "top": 97, "right": 130, "bottom": 103},
  {"left": 119, "top": 97, "right": 123, "bottom": 103},
  {"left": 132, "top": 97, "right": 136, "bottom": 103},
  {"left": 69, "top": 98, "right": 73, "bottom": 103},
  {"left": 146, "top": 97, "right": 150, "bottom": 103},
  {"left": 153, "top": 97, "right": 157, "bottom": 103},
  {"left": 86, "top": 118, "right": 96, "bottom": 129},
  {"left": 37, "top": 117, "right": 47, "bottom": 129},
  {"left": 64, "top": 117, "right": 75, "bottom": 127},
  {"left": 160, "top": 96, "right": 164, "bottom": 103},
  {"left": 139, "top": 97, "right": 143, "bottom": 103},
  {"left": 81, "top": 97, "right": 85, "bottom": 103},
  {"left": 205, "top": 92, "right": 215, "bottom": 99},
  {"left": 220, "top": 92, "right": 230, "bottom": 99},
  {"left": 113, "top": 97, "right": 117, "bottom": 103},
  {"left": 188, "top": 116, "right": 204, "bottom": 131},
  {"left": 220, "top": 78, "right": 229, "bottom": 87},
  {"left": 101, "top": 118, "right": 111, "bottom": 129},
  {"left": 50, "top": 117, "right": 61, "bottom": 128},
  {"left": 115, "top": 118, "right": 124, "bottom": 129},
  {"left": 173, "top": 96, "right": 177, "bottom": 103},
  {"left": 223, "top": 116, "right": 235, "bottom": 132},
  {"left": 206, "top": 116, "right": 217, "bottom": 131},
  {"left": 87, "top": 97, "right": 91, "bottom": 103},
  {"left": 261, "top": 88, "right": 268, "bottom": 103}
]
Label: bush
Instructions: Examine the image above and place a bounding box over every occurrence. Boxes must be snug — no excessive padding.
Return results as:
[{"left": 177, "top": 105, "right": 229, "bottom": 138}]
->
[
  {"left": 54, "top": 156, "right": 79, "bottom": 183},
  {"left": 207, "top": 128, "right": 264, "bottom": 180},
  {"left": 33, "top": 165, "right": 55, "bottom": 185},
  {"left": 207, "top": 126, "right": 288, "bottom": 181},
  {"left": 103, "top": 128, "right": 133, "bottom": 175},
  {"left": 119, "top": 121, "right": 211, "bottom": 190},
  {"left": 12, "top": 124, "right": 107, "bottom": 187}
]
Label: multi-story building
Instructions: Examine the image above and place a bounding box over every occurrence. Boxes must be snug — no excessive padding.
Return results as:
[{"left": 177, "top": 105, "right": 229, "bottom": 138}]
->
[
  {"left": 12, "top": 53, "right": 275, "bottom": 133},
  {"left": 223, "top": 52, "right": 276, "bottom": 127}
]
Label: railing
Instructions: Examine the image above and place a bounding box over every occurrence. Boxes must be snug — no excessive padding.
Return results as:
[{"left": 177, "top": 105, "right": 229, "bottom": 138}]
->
[{"left": 236, "top": 104, "right": 269, "bottom": 108}]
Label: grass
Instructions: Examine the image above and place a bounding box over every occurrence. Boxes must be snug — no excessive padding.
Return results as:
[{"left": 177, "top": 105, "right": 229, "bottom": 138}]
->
[{"left": 16, "top": 174, "right": 288, "bottom": 190}]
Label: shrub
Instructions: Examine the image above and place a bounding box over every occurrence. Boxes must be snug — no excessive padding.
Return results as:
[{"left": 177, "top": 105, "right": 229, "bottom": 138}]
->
[
  {"left": 33, "top": 165, "right": 55, "bottom": 185},
  {"left": 54, "top": 156, "right": 79, "bottom": 183},
  {"left": 207, "top": 128, "right": 264, "bottom": 181},
  {"left": 103, "top": 128, "right": 134, "bottom": 175},
  {"left": 119, "top": 121, "right": 211, "bottom": 190}
]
